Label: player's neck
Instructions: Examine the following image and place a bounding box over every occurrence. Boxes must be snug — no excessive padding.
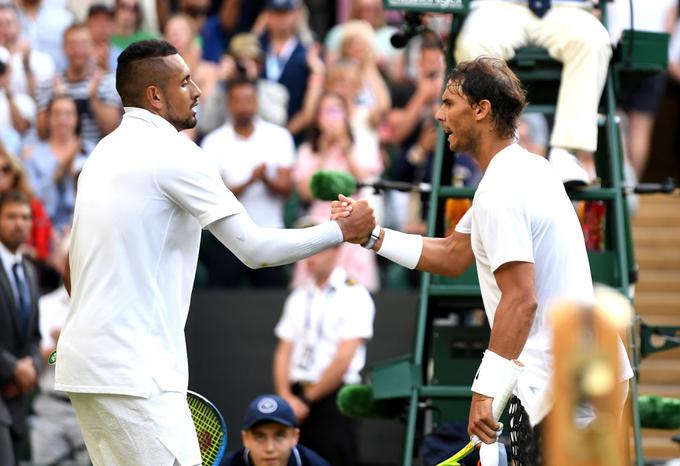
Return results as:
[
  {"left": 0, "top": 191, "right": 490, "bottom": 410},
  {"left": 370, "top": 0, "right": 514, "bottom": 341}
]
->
[{"left": 475, "top": 136, "right": 515, "bottom": 174}]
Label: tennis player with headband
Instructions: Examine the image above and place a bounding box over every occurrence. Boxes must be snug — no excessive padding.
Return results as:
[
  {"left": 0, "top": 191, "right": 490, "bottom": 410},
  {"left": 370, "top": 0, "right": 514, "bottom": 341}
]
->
[
  {"left": 333, "top": 57, "right": 633, "bottom": 465},
  {"left": 54, "top": 39, "right": 376, "bottom": 466}
]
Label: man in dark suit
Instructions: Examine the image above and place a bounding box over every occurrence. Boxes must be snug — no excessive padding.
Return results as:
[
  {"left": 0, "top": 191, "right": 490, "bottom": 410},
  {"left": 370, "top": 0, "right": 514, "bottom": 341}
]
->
[{"left": 0, "top": 189, "right": 41, "bottom": 465}]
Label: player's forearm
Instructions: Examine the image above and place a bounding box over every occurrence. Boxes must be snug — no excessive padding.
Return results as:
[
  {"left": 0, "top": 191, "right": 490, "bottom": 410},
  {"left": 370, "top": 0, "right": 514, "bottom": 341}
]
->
[
  {"left": 487, "top": 294, "right": 537, "bottom": 360},
  {"left": 418, "top": 233, "right": 474, "bottom": 277},
  {"left": 207, "top": 212, "right": 343, "bottom": 269}
]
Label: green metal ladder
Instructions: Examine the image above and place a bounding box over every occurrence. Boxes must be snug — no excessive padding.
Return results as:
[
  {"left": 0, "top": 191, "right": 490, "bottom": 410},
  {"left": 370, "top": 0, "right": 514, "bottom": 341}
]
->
[{"left": 367, "top": 1, "right": 673, "bottom": 464}]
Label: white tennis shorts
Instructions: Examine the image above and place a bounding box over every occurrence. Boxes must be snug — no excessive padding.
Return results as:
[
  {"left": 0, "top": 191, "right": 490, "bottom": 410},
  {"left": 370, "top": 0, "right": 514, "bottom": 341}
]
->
[{"left": 69, "top": 382, "right": 201, "bottom": 466}]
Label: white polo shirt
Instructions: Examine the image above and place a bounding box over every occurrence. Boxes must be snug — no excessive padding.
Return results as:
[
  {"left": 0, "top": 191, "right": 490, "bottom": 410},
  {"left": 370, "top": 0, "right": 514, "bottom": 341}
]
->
[
  {"left": 201, "top": 118, "right": 295, "bottom": 228},
  {"left": 470, "top": 144, "right": 633, "bottom": 409},
  {"left": 275, "top": 268, "right": 375, "bottom": 385},
  {"left": 55, "top": 107, "right": 243, "bottom": 397}
]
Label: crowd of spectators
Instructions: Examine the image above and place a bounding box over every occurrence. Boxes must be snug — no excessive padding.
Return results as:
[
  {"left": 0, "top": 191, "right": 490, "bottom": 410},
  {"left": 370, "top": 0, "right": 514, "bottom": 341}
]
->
[
  {"left": 0, "top": 0, "right": 678, "bottom": 464},
  {"left": 0, "top": 0, "right": 674, "bottom": 293}
]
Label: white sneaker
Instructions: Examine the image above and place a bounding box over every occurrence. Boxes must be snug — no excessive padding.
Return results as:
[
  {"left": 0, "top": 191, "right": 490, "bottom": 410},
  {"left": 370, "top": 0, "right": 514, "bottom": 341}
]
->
[{"left": 549, "top": 147, "right": 590, "bottom": 187}]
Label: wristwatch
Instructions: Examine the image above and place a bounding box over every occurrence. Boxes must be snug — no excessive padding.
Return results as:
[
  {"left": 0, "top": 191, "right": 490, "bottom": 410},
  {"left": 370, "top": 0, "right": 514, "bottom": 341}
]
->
[{"left": 362, "top": 225, "right": 381, "bottom": 250}]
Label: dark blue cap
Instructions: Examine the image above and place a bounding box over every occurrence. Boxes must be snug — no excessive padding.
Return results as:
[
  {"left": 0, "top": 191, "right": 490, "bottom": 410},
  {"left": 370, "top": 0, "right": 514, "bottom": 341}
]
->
[
  {"left": 265, "top": 0, "right": 300, "bottom": 10},
  {"left": 243, "top": 395, "right": 297, "bottom": 429}
]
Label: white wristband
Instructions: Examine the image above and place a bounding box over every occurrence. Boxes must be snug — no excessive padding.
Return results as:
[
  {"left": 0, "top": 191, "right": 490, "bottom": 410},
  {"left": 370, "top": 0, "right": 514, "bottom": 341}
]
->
[
  {"left": 376, "top": 228, "right": 423, "bottom": 270},
  {"left": 470, "top": 350, "right": 515, "bottom": 399}
]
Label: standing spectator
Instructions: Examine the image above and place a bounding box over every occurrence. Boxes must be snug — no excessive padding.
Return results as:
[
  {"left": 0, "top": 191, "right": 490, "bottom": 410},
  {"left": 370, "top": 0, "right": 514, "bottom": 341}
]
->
[
  {"left": 17, "top": 0, "right": 74, "bottom": 72},
  {"left": 454, "top": 0, "right": 613, "bottom": 186},
  {"left": 0, "top": 3, "right": 55, "bottom": 99},
  {"left": 36, "top": 23, "right": 121, "bottom": 148},
  {"left": 24, "top": 95, "right": 90, "bottom": 233},
  {"left": 201, "top": 76, "right": 294, "bottom": 287},
  {"left": 31, "top": 237, "right": 89, "bottom": 466},
  {"left": 87, "top": 3, "right": 121, "bottom": 73},
  {"left": 221, "top": 394, "right": 329, "bottom": 466},
  {"left": 0, "top": 189, "right": 41, "bottom": 466},
  {"left": 0, "top": 46, "right": 36, "bottom": 137},
  {"left": 260, "top": 0, "right": 310, "bottom": 123},
  {"left": 274, "top": 225, "right": 375, "bottom": 466},
  {"left": 0, "top": 148, "right": 53, "bottom": 265},
  {"left": 197, "top": 32, "right": 289, "bottom": 134},
  {"left": 110, "top": 0, "right": 156, "bottom": 50},
  {"left": 293, "top": 92, "right": 382, "bottom": 291}
]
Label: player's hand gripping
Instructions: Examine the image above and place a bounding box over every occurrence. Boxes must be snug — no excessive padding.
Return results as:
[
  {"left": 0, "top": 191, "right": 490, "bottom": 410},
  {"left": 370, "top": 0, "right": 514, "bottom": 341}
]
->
[
  {"left": 468, "top": 392, "right": 501, "bottom": 444},
  {"left": 334, "top": 195, "right": 375, "bottom": 245},
  {"left": 330, "top": 194, "right": 354, "bottom": 221}
]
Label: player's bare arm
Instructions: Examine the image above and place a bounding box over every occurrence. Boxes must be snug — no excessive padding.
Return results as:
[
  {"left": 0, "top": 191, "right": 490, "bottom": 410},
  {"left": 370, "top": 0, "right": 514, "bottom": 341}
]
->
[
  {"left": 331, "top": 195, "right": 474, "bottom": 276},
  {"left": 469, "top": 261, "right": 537, "bottom": 443}
]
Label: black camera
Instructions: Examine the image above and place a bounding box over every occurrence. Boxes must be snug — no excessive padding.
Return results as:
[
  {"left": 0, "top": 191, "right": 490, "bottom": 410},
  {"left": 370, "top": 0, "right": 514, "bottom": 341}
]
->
[{"left": 0, "top": 61, "right": 7, "bottom": 76}]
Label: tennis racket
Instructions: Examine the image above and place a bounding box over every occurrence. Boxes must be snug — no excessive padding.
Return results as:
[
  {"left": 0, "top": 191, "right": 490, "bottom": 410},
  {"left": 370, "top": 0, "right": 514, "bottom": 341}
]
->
[
  {"left": 436, "top": 360, "right": 523, "bottom": 466},
  {"left": 187, "top": 390, "right": 228, "bottom": 466}
]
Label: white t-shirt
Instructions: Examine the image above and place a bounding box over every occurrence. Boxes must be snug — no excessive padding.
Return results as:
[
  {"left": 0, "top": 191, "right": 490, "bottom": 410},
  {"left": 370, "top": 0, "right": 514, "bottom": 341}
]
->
[
  {"left": 201, "top": 119, "right": 295, "bottom": 228},
  {"left": 55, "top": 107, "right": 243, "bottom": 397},
  {"left": 0, "top": 89, "right": 35, "bottom": 128},
  {"left": 470, "top": 144, "right": 633, "bottom": 409},
  {"left": 275, "top": 267, "right": 375, "bottom": 385}
]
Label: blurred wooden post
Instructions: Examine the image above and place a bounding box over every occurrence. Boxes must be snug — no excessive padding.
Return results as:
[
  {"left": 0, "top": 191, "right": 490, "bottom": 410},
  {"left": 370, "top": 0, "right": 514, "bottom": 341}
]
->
[{"left": 546, "top": 300, "right": 627, "bottom": 466}]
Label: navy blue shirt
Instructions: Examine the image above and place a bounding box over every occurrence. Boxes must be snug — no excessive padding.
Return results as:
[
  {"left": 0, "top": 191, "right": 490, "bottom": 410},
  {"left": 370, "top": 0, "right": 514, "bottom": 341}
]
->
[{"left": 221, "top": 445, "right": 329, "bottom": 466}]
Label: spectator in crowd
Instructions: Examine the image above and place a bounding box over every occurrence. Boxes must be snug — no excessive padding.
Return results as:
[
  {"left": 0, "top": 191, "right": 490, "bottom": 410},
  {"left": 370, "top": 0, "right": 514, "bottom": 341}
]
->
[
  {"left": 200, "top": 76, "right": 294, "bottom": 287},
  {"left": 293, "top": 91, "right": 382, "bottom": 291},
  {"left": 0, "top": 2, "right": 55, "bottom": 99},
  {"left": 222, "top": 394, "right": 329, "bottom": 466},
  {"left": 110, "top": 0, "right": 157, "bottom": 50},
  {"left": 24, "top": 94, "right": 90, "bottom": 233},
  {"left": 259, "top": 0, "right": 310, "bottom": 124},
  {"left": 71, "top": 0, "right": 161, "bottom": 35},
  {"left": 607, "top": 0, "right": 677, "bottom": 180},
  {"left": 454, "top": 0, "right": 612, "bottom": 186},
  {"left": 197, "top": 32, "right": 290, "bottom": 135},
  {"left": 325, "top": 0, "right": 399, "bottom": 77},
  {"left": 17, "top": 0, "right": 74, "bottom": 71},
  {"left": 0, "top": 46, "right": 36, "bottom": 137},
  {"left": 0, "top": 189, "right": 42, "bottom": 466},
  {"left": 274, "top": 222, "right": 375, "bottom": 466},
  {"left": 87, "top": 3, "right": 121, "bottom": 73},
  {"left": 517, "top": 112, "right": 550, "bottom": 157},
  {"left": 36, "top": 23, "right": 121, "bottom": 148},
  {"left": 31, "top": 237, "right": 90, "bottom": 466},
  {"left": 0, "top": 147, "right": 53, "bottom": 265}
]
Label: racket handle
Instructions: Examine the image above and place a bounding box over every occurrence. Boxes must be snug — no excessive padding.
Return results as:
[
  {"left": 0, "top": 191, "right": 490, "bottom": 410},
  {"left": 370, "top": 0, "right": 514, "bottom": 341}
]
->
[{"left": 491, "top": 360, "right": 524, "bottom": 421}]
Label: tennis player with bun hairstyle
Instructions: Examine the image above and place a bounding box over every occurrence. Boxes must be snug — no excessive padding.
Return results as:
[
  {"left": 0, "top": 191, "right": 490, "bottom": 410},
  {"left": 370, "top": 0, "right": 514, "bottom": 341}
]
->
[
  {"left": 54, "top": 39, "right": 376, "bottom": 466},
  {"left": 333, "top": 57, "right": 633, "bottom": 465}
]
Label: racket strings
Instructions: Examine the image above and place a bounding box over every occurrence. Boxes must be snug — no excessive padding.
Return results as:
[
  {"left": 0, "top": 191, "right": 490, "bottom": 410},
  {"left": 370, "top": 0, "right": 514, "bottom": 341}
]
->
[
  {"left": 188, "top": 395, "right": 226, "bottom": 465},
  {"left": 508, "top": 397, "right": 543, "bottom": 466}
]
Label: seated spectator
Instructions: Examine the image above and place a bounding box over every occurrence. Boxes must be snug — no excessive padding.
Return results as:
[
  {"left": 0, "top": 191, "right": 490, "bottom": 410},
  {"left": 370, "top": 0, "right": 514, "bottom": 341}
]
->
[
  {"left": 0, "top": 46, "right": 36, "bottom": 136},
  {"left": 17, "top": 0, "right": 74, "bottom": 71},
  {"left": 0, "top": 3, "right": 55, "bottom": 99},
  {"left": 87, "top": 4, "right": 121, "bottom": 73},
  {"left": 221, "top": 394, "right": 329, "bottom": 466},
  {"left": 200, "top": 76, "right": 294, "bottom": 287},
  {"left": 36, "top": 23, "right": 121, "bottom": 148},
  {"left": 0, "top": 145, "right": 53, "bottom": 264},
  {"left": 197, "top": 32, "right": 289, "bottom": 135},
  {"left": 293, "top": 92, "right": 382, "bottom": 291},
  {"left": 325, "top": 0, "right": 399, "bottom": 78},
  {"left": 110, "top": 0, "right": 156, "bottom": 50},
  {"left": 23, "top": 94, "right": 90, "bottom": 233},
  {"left": 454, "top": 0, "right": 612, "bottom": 186}
]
